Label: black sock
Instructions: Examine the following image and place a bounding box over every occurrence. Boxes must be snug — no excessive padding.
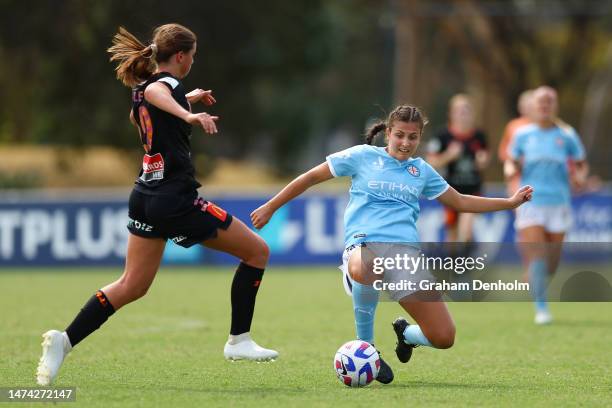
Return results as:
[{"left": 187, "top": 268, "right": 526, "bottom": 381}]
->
[
  {"left": 65, "top": 290, "right": 115, "bottom": 347},
  {"left": 230, "top": 262, "right": 264, "bottom": 335}
]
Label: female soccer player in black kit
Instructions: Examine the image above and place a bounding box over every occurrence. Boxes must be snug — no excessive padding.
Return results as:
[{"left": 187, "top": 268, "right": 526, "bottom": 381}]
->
[{"left": 36, "top": 24, "right": 277, "bottom": 386}]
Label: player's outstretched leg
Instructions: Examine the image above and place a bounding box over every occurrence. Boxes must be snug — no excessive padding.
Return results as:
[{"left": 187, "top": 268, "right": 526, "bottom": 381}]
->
[
  {"left": 393, "top": 295, "right": 455, "bottom": 363},
  {"left": 203, "top": 217, "right": 278, "bottom": 361},
  {"left": 36, "top": 235, "right": 165, "bottom": 385}
]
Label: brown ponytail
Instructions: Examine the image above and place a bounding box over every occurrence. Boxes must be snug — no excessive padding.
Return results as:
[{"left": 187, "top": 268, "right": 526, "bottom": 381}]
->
[
  {"left": 107, "top": 24, "right": 196, "bottom": 88},
  {"left": 365, "top": 122, "right": 387, "bottom": 145},
  {"left": 107, "top": 27, "right": 156, "bottom": 87}
]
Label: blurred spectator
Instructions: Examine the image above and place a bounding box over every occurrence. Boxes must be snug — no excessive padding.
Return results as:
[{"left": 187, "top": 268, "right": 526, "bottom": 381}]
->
[{"left": 426, "top": 94, "right": 489, "bottom": 243}]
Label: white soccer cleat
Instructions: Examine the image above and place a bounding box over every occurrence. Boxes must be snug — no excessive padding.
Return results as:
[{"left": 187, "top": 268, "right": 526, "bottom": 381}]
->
[
  {"left": 223, "top": 333, "right": 278, "bottom": 361},
  {"left": 36, "top": 330, "right": 71, "bottom": 386},
  {"left": 534, "top": 310, "right": 553, "bottom": 325}
]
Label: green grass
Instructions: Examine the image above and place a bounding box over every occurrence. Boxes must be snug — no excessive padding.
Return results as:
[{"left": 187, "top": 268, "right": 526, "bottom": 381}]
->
[{"left": 1, "top": 267, "right": 611, "bottom": 407}]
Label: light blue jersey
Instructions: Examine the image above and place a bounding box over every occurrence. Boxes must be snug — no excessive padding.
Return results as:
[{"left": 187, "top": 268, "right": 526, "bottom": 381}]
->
[
  {"left": 509, "top": 124, "right": 585, "bottom": 206},
  {"left": 326, "top": 144, "right": 449, "bottom": 247}
]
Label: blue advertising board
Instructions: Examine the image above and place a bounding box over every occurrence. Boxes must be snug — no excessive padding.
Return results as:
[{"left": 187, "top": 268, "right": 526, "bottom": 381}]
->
[{"left": 0, "top": 191, "right": 609, "bottom": 266}]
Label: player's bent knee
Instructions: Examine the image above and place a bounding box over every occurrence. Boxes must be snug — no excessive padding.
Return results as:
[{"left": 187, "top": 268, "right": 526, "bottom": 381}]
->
[
  {"left": 429, "top": 325, "right": 456, "bottom": 349},
  {"left": 242, "top": 237, "right": 269, "bottom": 267},
  {"left": 259, "top": 239, "right": 270, "bottom": 262}
]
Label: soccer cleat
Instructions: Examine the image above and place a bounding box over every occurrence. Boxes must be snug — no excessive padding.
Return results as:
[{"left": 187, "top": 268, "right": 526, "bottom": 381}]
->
[
  {"left": 375, "top": 352, "right": 394, "bottom": 384},
  {"left": 534, "top": 310, "right": 553, "bottom": 325},
  {"left": 36, "top": 330, "right": 70, "bottom": 386},
  {"left": 392, "top": 317, "right": 415, "bottom": 363},
  {"left": 223, "top": 334, "right": 278, "bottom": 361}
]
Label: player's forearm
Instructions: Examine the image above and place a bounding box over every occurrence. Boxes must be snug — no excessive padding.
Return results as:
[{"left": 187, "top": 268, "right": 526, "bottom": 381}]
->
[
  {"left": 455, "top": 194, "right": 513, "bottom": 213},
  {"left": 266, "top": 163, "right": 332, "bottom": 211},
  {"left": 146, "top": 89, "right": 191, "bottom": 122},
  {"left": 266, "top": 173, "right": 317, "bottom": 212}
]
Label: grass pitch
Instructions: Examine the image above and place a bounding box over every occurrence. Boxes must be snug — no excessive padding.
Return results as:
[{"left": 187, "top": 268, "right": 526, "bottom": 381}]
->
[{"left": 1, "top": 267, "right": 610, "bottom": 407}]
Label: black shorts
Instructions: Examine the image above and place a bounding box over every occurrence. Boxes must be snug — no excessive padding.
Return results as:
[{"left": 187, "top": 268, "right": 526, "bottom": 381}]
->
[{"left": 127, "top": 189, "right": 233, "bottom": 247}]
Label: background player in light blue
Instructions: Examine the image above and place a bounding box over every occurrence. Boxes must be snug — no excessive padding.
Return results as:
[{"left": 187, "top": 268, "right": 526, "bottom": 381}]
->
[
  {"left": 507, "top": 86, "right": 589, "bottom": 325},
  {"left": 251, "top": 105, "right": 534, "bottom": 384}
]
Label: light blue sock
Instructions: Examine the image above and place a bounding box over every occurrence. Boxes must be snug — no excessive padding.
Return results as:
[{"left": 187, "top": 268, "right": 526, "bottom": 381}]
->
[
  {"left": 403, "top": 324, "right": 433, "bottom": 347},
  {"left": 351, "top": 281, "right": 379, "bottom": 344},
  {"left": 529, "top": 258, "right": 548, "bottom": 312}
]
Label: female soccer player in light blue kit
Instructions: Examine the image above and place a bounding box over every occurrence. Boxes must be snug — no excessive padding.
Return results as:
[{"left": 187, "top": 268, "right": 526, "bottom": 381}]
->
[
  {"left": 251, "top": 105, "right": 534, "bottom": 383},
  {"left": 507, "top": 86, "right": 588, "bottom": 325}
]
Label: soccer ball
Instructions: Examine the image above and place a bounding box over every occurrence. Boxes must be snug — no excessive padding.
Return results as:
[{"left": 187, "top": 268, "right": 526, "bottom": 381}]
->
[{"left": 333, "top": 340, "right": 380, "bottom": 387}]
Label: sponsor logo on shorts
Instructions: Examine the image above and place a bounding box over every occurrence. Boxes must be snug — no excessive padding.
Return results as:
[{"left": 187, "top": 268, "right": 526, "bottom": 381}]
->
[
  {"left": 171, "top": 235, "right": 187, "bottom": 244},
  {"left": 128, "top": 218, "right": 154, "bottom": 232},
  {"left": 195, "top": 198, "right": 228, "bottom": 222},
  {"left": 140, "top": 153, "right": 164, "bottom": 182}
]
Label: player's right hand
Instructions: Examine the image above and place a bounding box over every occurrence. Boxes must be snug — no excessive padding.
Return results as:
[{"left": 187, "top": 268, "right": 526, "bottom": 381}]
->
[
  {"left": 251, "top": 204, "right": 274, "bottom": 229},
  {"left": 186, "top": 112, "right": 219, "bottom": 134}
]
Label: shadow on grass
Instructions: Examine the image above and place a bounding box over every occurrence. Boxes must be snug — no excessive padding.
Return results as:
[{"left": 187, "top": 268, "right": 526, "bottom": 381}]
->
[{"left": 384, "top": 380, "right": 513, "bottom": 390}]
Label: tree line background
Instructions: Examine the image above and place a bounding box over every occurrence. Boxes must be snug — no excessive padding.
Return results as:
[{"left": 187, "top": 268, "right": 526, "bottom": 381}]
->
[{"left": 0, "top": 0, "right": 610, "bottom": 186}]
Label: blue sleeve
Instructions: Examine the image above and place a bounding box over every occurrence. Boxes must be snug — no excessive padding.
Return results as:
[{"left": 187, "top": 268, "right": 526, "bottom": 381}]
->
[
  {"left": 508, "top": 132, "right": 524, "bottom": 160},
  {"left": 421, "top": 161, "right": 449, "bottom": 200},
  {"left": 326, "top": 145, "right": 365, "bottom": 177},
  {"left": 565, "top": 129, "right": 586, "bottom": 161}
]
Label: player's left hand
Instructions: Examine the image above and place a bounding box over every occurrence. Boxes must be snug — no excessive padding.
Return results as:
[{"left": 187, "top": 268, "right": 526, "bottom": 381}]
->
[
  {"left": 509, "top": 185, "right": 533, "bottom": 208},
  {"left": 186, "top": 89, "right": 216, "bottom": 105}
]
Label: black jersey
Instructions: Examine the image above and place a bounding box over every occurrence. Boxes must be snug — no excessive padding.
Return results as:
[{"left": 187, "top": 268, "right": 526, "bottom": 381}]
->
[
  {"left": 131, "top": 72, "right": 201, "bottom": 195},
  {"left": 426, "top": 127, "right": 488, "bottom": 195}
]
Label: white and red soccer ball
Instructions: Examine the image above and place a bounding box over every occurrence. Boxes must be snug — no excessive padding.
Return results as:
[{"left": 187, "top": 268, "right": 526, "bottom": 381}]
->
[{"left": 333, "top": 340, "right": 380, "bottom": 387}]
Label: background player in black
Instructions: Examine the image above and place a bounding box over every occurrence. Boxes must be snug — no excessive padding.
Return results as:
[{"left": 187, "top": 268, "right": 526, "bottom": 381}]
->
[
  {"left": 426, "top": 94, "right": 490, "bottom": 243},
  {"left": 37, "top": 24, "right": 277, "bottom": 386}
]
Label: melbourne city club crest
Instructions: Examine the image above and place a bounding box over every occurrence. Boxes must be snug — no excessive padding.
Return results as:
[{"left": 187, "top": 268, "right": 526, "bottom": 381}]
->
[{"left": 407, "top": 164, "right": 420, "bottom": 177}]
